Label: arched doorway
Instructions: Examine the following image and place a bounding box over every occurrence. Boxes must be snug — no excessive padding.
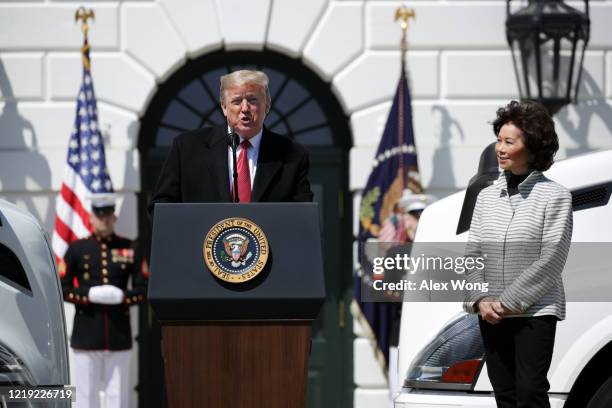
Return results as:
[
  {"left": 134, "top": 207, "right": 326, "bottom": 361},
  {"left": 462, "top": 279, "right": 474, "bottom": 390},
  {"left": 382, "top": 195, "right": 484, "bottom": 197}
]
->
[{"left": 137, "top": 49, "right": 353, "bottom": 408}]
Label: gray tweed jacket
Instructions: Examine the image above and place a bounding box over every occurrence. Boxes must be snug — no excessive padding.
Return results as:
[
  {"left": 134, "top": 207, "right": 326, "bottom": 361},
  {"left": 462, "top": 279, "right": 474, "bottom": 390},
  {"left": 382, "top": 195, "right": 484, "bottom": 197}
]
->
[{"left": 463, "top": 170, "right": 573, "bottom": 320}]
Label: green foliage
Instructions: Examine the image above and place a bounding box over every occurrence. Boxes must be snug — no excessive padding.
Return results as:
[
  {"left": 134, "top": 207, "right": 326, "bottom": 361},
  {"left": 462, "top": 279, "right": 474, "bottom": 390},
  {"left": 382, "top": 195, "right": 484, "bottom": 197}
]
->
[
  {"left": 359, "top": 187, "right": 380, "bottom": 221},
  {"left": 220, "top": 251, "right": 231, "bottom": 262}
]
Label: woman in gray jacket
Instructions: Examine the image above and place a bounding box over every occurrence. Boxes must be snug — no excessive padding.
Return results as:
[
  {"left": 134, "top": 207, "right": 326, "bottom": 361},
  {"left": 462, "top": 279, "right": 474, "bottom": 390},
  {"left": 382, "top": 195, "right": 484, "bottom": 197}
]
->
[{"left": 463, "top": 101, "right": 573, "bottom": 408}]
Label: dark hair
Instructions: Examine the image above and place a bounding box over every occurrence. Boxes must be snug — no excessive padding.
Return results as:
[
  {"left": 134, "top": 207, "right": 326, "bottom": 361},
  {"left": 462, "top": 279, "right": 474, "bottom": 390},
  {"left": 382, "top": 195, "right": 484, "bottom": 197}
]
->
[{"left": 492, "top": 100, "right": 559, "bottom": 171}]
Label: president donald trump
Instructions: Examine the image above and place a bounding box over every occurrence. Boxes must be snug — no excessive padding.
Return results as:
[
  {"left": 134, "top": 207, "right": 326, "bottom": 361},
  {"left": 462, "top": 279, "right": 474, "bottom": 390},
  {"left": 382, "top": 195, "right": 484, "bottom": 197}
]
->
[{"left": 149, "top": 70, "right": 313, "bottom": 213}]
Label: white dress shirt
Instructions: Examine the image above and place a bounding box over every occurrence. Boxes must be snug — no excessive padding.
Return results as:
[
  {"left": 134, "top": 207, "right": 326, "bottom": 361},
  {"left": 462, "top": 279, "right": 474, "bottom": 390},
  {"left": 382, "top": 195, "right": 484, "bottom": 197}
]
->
[{"left": 227, "top": 127, "right": 262, "bottom": 190}]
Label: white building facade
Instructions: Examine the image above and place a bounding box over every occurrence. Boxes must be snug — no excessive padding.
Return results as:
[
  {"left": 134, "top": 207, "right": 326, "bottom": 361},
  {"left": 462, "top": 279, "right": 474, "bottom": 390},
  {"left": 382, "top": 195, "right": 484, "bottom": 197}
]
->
[{"left": 1, "top": 0, "right": 612, "bottom": 407}]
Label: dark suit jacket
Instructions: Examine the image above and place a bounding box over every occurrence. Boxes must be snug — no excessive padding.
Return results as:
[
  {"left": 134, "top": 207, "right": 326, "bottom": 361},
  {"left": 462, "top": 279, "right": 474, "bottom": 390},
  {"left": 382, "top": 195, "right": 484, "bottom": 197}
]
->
[{"left": 148, "top": 126, "right": 313, "bottom": 216}]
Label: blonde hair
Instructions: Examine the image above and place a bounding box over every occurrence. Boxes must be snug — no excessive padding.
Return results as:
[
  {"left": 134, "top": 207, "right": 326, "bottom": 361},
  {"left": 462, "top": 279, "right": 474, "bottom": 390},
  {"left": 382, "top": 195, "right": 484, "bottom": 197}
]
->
[{"left": 219, "top": 70, "right": 271, "bottom": 105}]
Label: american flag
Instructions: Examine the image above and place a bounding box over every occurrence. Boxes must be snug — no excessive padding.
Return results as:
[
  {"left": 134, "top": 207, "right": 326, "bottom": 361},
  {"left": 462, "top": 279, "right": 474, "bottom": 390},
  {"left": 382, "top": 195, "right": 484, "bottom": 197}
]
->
[{"left": 52, "top": 40, "right": 113, "bottom": 261}]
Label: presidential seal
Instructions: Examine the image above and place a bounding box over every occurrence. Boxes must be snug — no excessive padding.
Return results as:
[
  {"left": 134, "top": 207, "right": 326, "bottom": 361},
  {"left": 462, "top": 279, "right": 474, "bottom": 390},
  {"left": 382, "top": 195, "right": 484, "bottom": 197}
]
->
[{"left": 203, "top": 217, "right": 269, "bottom": 283}]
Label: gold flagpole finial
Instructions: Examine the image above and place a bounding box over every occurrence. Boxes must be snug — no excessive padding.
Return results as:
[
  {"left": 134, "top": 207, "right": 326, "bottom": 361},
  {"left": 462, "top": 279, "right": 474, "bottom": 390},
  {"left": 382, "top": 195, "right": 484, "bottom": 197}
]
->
[
  {"left": 75, "top": 7, "right": 95, "bottom": 70},
  {"left": 75, "top": 7, "right": 95, "bottom": 38},
  {"left": 394, "top": 6, "right": 415, "bottom": 55},
  {"left": 394, "top": 6, "right": 415, "bottom": 32}
]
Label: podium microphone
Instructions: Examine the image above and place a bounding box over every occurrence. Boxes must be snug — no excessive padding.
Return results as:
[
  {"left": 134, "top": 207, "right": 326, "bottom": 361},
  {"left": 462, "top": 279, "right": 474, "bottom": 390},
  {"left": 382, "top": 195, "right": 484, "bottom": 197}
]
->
[{"left": 227, "top": 127, "right": 240, "bottom": 203}]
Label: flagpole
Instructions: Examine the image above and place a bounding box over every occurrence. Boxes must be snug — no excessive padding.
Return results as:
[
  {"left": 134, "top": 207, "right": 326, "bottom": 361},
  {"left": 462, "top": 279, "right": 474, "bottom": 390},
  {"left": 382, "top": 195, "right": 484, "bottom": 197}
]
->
[
  {"left": 394, "top": 6, "right": 415, "bottom": 191},
  {"left": 52, "top": 6, "right": 114, "bottom": 262},
  {"left": 75, "top": 7, "right": 95, "bottom": 70}
]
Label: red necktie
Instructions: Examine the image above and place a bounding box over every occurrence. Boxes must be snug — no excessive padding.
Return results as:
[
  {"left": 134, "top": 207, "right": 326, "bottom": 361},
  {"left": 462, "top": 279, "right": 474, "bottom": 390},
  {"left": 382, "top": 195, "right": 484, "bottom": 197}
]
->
[{"left": 236, "top": 140, "right": 252, "bottom": 202}]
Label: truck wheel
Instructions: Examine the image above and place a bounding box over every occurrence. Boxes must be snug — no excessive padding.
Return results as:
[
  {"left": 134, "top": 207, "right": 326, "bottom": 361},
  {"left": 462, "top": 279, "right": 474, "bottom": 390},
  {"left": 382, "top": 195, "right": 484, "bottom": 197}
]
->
[{"left": 586, "top": 377, "right": 612, "bottom": 408}]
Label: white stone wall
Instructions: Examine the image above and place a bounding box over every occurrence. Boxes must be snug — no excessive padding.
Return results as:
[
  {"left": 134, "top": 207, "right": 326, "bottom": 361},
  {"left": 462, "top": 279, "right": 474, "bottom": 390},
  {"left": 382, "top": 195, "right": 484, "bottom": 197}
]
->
[{"left": 1, "top": 1, "right": 612, "bottom": 407}]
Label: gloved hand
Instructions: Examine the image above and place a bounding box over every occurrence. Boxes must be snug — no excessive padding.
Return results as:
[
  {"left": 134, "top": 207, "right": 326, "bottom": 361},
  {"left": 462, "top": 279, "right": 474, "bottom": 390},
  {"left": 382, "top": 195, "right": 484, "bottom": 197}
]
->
[{"left": 88, "top": 285, "right": 125, "bottom": 305}]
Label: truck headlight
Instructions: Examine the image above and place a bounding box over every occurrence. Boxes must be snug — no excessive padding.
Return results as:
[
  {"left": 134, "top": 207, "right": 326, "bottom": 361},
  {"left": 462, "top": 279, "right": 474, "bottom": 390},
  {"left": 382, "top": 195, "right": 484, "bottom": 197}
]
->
[
  {"left": 404, "top": 313, "right": 484, "bottom": 391},
  {"left": 0, "top": 343, "right": 35, "bottom": 386}
]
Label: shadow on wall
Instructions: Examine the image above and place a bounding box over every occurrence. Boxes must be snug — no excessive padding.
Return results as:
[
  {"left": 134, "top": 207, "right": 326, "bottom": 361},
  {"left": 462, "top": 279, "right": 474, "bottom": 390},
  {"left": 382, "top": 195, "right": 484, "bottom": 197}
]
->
[
  {"left": 0, "top": 59, "right": 53, "bottom": 228},
  {"left": 428, "top": 105, "right": 465, "bottom": 190},
  {"left": 556, "top": 70, "right": 612, "bottom": 157},
  {"left": 126, "top": 120, "right": 139, "bottom": 191},
  {"left": 116, "top": 120, "right": 140, "bottom": 239}
]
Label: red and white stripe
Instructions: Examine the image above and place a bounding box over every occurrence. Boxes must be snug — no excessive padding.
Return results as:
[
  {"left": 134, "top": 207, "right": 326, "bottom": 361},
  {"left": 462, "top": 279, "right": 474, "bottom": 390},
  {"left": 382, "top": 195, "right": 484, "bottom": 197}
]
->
[
  {"left": 378, "top": 219, "right": 397, "bottom": 242},
  {"left": 52, "top": 165, "right": 94, "bottom": 260}
]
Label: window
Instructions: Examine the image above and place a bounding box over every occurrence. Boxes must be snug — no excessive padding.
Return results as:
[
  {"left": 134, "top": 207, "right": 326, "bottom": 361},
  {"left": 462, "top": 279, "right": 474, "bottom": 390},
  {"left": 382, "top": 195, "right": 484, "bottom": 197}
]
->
[
  {"left": 140, "top": 50, "right": 350, "bottom": 154},
  {"left": 0, "top": 243, "right": 31, "bottom": 293}
]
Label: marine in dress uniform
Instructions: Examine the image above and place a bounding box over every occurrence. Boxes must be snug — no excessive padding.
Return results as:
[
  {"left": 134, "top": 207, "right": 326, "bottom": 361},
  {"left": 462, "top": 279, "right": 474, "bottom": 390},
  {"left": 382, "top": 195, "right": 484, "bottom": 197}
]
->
[{"left": 59, "top": 194, "right": 149, "bottom": 408}]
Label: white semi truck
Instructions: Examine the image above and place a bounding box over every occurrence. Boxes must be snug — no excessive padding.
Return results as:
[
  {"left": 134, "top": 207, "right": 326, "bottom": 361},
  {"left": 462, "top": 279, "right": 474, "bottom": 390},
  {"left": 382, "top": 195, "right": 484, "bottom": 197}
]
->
[{"left": 394, "top": 149, "right": 612, "bottom": 408}]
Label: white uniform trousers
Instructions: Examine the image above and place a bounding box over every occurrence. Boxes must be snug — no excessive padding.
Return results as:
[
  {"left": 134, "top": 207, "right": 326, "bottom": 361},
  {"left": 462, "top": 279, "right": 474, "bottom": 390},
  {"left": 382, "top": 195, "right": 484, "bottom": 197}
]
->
[{"left": 73, "top": 349, "right": 131, "bottom": 408}]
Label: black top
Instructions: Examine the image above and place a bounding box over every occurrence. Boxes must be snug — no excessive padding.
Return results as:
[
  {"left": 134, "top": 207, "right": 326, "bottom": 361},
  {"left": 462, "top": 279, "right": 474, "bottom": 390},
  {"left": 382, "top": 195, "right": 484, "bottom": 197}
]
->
[{"left": 505, "top": 172, "right": 529, "bottom": 196}]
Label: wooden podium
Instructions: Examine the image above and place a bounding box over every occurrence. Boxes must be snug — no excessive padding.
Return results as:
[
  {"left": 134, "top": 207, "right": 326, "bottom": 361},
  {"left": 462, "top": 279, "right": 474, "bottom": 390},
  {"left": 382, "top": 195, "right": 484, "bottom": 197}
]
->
[{"left": 148, "top": 203, "right": 325, "bottom": 408}]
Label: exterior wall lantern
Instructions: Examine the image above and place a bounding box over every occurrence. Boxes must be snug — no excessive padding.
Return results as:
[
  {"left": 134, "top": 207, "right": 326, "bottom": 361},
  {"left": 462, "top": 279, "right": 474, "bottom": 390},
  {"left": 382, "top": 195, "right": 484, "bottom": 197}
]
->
[{"left": 506, "top": 0, "right": 590, "bottom": 114}]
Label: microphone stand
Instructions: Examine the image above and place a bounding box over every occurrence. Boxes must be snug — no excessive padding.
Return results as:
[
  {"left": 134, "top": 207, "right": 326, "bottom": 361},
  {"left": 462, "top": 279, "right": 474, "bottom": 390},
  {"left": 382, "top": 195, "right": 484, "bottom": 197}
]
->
[{"left": 227, "top": 128, "right": 240, "bottom": 203}]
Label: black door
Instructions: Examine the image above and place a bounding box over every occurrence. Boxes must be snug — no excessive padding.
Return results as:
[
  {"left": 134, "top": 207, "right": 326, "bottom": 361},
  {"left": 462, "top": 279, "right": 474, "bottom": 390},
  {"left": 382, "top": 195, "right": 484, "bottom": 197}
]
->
[
  {"left": 137, "top": 50, "right": 353, "bottom": 408},
  {"left": 306, "top": 148, "right": 353, "bottom": 407}
]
